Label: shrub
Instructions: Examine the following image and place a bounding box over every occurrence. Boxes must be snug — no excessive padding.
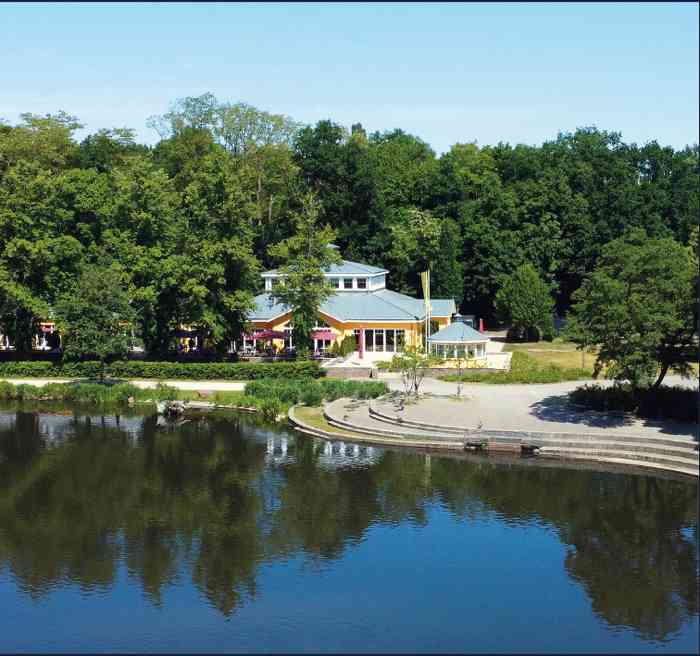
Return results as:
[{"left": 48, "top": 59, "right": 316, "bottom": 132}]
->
[
  {"left": 569, "top": 383, "right": 698, "bottom": 423},
  {"left": 260, "top": 398, "right": 283, "bottom": 422},
  {"left": 244, "top": 378, "right": 388, "bottom": 406},
  {"left": 0, "top": 359, "right": 324, "bottom": 381},
  {"left": 300, "top": 385, "right": 324, "bottom": 406}
]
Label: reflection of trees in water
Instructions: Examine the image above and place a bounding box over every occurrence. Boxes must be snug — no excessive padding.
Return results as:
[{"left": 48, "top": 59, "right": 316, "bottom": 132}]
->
[{"left": 0, "top": 409, "right": 697, "bottom": 639}]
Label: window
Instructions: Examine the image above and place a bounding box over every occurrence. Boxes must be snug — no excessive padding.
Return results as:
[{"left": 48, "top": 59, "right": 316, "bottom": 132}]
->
[
  {"left": 374, "top": 330, "right": 384, "bottom": 352},
  {"left": 396, "top": 330, "right": 405, "bottom": 352},
  {"left": 385, "top": 329, "right": 395, "bottom": 352},
  {"left": 365, "top": 329, "right": 374, "bottom": 352},
  {"left": 357, "top": 278, "right": 367, "bottom": 289},
  {"left": 330, "top": 278, "right": 340, "bottom": 289},
  {"left": 343, "top": 278, "right": 353, "bottom": 289},
  {"left": 271, "top": 278, "right": 280, "bottom": 288}
]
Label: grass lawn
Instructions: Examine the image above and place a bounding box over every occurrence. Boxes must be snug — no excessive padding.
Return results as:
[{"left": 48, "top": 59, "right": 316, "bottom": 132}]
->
[
  {"left": 293, "top": 406, "right": 358, "bottom": 437},
  {"left": 503, "top": 339, "right": 598, "bottom": 373}
]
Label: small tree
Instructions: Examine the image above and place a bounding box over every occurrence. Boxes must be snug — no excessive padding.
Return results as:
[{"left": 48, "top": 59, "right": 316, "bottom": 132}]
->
[
  {"left": 495, "top": 264, "right": 555, "bottom": 342},
  {"left": 267, "top": 193, "right": 341, "bottom": 354},
  {"left": 54, "top": 264, "right": 136, "bottom": 381},
  {"left": 392, "top": 347, "right": 436, "bottom": 398},
  {"left": 566, "top": 229, "right": 697, "bottom": 391}
]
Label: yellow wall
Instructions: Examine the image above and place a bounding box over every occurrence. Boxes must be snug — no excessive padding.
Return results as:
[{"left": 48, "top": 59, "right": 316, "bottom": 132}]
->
[{"left": 251, "top": 310, "right": 452, "bottom": 352}]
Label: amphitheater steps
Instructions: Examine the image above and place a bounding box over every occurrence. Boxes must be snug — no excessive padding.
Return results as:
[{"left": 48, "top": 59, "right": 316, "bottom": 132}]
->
[{"left": 321, "top": 398, "right": 699, "bottom": 478}]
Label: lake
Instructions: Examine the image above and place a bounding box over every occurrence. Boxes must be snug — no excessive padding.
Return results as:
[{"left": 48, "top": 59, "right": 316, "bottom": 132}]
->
[{"left": 0, "top": 404, "right": 697, "bottom": 653}]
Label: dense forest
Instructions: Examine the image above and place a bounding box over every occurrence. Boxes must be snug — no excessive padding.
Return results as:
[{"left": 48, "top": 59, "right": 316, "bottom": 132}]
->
[{"left": 1, "top": 92, "right": 698, "bottom": 354}]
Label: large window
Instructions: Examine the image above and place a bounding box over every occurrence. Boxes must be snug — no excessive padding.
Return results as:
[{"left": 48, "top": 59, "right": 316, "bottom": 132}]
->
[
  {"left": 374, "top": 330, "right": 384, "bottom": 352},
  {"left": 357, "top": 329, "right": 405, "bottom": 353},
  {"left": 330, "top": 278, "right": 340, "bottom": 289},
  {"left": 343, "top": 278, "right": 353, "bottom": 289},
  {"left": 357, "top": 278, "right": 367, "bottom": 289},
  {"left": 385, "top": 329, "right": 394, "bottom": 351}
]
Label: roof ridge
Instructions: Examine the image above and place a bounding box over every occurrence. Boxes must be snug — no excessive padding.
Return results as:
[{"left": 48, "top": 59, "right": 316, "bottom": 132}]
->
[{"left": 373, "top": 288, "right": 423, "bottom": 320}]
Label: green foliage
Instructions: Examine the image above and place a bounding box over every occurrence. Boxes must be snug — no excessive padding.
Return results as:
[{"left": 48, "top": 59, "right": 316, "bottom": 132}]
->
[
  {"left": 54, "top": 263, "right": 136, "bottom": 378},
  {"left": 569, "top": 384, "right": 698, "bottom": 423},
  {"left": 383, "top": 347, "right": 438, "bottom": 396},
  {"left": 0, "top": 380, "right": 180, "bottom": 404},
  {"left": 495, "top": 263, "right": 556, "bottom": 341},
  {"left": 440, "top": 351, "right": 590, "bottom": 384},
  {"left": 259, "top": 398, "right": 283, "bottom": 421},
  {"left": 0, "top": 359, "right": 324, "bottom": 380},
  {"left": 267, "top": 192, "right": 342, "bottom": 350},
  {"left": 565, "top": 229, "right": 698, "bottom": 390},
  {"left": 244, "top": 378, "right": 388, "bottom": 407},
  {"left": 1, "top": 101, "right": 698, "bottom": 358}
]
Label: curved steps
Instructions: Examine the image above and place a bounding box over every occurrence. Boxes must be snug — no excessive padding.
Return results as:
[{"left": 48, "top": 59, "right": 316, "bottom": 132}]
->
[{"left": 322, "top": 398, "right": 699, "bottom": 478}]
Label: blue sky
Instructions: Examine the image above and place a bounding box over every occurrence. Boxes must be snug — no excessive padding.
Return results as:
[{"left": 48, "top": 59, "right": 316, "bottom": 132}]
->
[{"left": 2, "top": 2, "right": 698, "bottom": 153}]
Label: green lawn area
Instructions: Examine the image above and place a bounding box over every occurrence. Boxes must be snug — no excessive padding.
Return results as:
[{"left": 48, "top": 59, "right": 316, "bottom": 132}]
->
[
  {"left": 503, "top": 339, "right": 598, "bottom": 373},
  {"left": 293, "top": 406, "right": 357, "bottom": 436}
]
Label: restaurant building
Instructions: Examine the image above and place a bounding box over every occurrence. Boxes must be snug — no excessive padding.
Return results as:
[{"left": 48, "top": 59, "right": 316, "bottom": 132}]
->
[{"left": 246, "top": 251, "right": 457, "bottom": 361}]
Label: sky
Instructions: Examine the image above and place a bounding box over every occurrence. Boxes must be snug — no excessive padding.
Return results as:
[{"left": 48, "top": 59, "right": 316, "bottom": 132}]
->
[{"left": 2, "top": 2, "right": 698, "bottom": 153}]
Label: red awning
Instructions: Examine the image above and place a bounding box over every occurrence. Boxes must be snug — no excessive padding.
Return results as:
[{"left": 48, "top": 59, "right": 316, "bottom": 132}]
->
[
  {"left": 254, "top": 329, "right": 286, "bottom": 340},
  {"left": 311, "top": 329, "right": 334, "bottom": 340}
]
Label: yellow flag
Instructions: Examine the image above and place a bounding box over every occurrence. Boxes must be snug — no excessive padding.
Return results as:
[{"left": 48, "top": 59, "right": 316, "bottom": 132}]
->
[{"left": 420, "top": 270, "right": 431, "bottom": 312}]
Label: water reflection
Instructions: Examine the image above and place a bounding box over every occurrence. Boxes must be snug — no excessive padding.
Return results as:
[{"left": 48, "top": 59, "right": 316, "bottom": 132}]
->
[{"left": 0, "top": 406, "right": 697, "bottom": 643}]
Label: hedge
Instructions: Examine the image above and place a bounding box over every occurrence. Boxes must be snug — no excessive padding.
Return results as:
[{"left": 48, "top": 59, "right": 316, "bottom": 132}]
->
[
  {"left": 0, "top": 360, "right": 324, "bottom": 381},
  {"left": 569, "top": 383, "right": 698, "bottom": 423}
]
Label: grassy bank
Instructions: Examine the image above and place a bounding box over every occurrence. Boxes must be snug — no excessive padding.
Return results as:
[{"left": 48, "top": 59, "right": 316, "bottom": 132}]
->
[
  {"left": 440, "top": 351, "right": 591, "bottom": 384},
  {"left": 0, "top": 377, "right": 389, "bottom": 421}
]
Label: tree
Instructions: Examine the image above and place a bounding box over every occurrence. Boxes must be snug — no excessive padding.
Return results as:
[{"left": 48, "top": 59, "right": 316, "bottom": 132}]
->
[
  {"left": 54, "top": 264, "right": 136, "bottom": 381},
  {"left": 267, "top": 193, "right": 341, "bottom": 353},
  {"left": 495, "top": 264, "right": 555, "bottom": 342},
  {"left": 391, "top": 347, "right": 436, "bottom": 397},
  {"left": 566, "top": 229, "right": 698, "bottom": 390}
]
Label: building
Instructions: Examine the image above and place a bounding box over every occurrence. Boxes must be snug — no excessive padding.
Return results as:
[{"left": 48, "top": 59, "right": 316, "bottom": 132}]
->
[
  {"left": 427, "top": 321, "right": 489, "bottom": 366},
  {"left": 246, "top": 249, "right": 457, "bottom": 361}
]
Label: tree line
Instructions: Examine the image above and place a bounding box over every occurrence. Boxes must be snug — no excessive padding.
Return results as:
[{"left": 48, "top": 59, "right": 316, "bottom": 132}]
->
[{"left": 1, "top": 92, "right": 698, "bottom": 358}]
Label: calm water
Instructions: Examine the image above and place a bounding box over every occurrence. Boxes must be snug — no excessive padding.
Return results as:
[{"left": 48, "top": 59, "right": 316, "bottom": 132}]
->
[{"left": 0, "top": 403, "right": 697, "bottom": 653}]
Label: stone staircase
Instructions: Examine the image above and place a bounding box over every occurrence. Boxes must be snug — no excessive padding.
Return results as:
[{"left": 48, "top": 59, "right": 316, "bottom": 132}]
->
[{"left": 321, "top": 398, "right": 699, "bottom": 478}]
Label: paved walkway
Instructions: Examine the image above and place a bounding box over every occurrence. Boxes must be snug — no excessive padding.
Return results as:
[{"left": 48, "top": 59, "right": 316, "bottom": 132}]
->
[{"left": 370, "top": 392, "right": 697, "bottom": 440}]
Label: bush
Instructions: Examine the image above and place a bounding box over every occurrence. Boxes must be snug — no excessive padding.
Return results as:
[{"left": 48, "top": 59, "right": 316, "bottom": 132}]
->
[
  {"left": 244, "top": 378, "right": 388, "bottom": 406},
  {"left": 260, "top": 398, "right": 283, "bottom": 422},
  {"left": 569, "top": 383, "right": 698, "bottom": 423},
  {"left": 0, "top": 359, "right": 324, "bottom": 380},
  {"left": 300, "top": 385, "right": 324, "bottom": 406},
  {"left": 440, "top": 352, "right": 590, "bottom": 384}
]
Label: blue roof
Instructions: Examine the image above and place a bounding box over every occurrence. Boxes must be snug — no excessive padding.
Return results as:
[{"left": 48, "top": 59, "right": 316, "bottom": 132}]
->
[
  {"left": 263, "top": 259, "right": 387, "bottom": 277},
  {"left": 250, "top": 291, "right": 456, "bottom": 322},
  {"left": 428, "top": 322, "right": 489, "bottom": 343}
]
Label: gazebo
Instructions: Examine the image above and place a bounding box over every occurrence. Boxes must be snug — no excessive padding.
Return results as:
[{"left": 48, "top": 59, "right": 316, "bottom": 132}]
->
[{"left": 427, "top": 322, "right": 489, "bottom": 361}]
